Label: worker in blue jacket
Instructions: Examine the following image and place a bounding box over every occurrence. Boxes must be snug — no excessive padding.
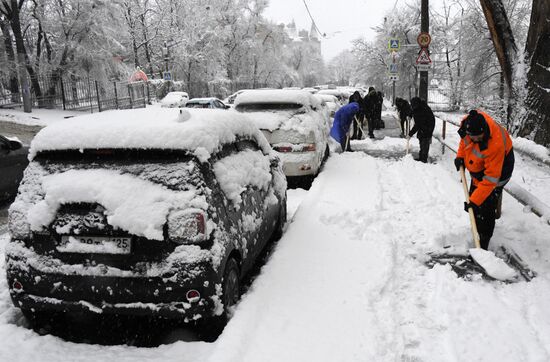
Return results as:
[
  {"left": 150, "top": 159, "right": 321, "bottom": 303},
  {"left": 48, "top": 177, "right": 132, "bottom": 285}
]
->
[{"left": 330, "top": 102, "right": 361, "bottom": 152}]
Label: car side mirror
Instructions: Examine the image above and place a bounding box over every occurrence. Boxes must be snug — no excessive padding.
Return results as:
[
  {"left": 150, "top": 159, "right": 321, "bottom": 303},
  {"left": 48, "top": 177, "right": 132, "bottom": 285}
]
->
[
  {"left": 270, "top": 156, "right": 280, "bottom": 168},
  {"left": 9, "top": 139, "right": 22, "bottom": 151}
]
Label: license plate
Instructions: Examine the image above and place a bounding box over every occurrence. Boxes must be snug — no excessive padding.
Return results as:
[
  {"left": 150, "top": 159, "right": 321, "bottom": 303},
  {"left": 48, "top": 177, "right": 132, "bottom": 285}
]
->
[{"left": 58, "top": 236, "right": 132, "bottom": 254}]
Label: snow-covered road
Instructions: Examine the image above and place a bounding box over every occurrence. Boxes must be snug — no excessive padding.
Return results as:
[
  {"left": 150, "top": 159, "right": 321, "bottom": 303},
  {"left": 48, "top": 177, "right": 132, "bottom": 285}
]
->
[{"left": 1, "top": 146, "right": 550, "bottom": 361}]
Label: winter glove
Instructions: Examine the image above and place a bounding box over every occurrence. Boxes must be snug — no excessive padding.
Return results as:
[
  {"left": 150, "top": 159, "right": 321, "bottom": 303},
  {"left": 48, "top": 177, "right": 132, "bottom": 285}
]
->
[
  {"left": 464, "top": 201, "right": 479, "bottom": 214},
  {"left": 454, "top": 157, "right": 464, "bottom": 171}
]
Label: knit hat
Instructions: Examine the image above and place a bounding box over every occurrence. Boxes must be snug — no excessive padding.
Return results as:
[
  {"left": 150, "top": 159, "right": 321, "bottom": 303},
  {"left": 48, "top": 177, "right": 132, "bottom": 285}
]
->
[{"left": 465, "top": 110, "right": 487, "bottom": 136}]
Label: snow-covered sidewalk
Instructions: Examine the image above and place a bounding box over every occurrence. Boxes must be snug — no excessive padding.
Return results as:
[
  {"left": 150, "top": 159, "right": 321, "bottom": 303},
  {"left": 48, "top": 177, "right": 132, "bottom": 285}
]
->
[{"left": 1, "top": 151, "right": 550, "bottom": 361}]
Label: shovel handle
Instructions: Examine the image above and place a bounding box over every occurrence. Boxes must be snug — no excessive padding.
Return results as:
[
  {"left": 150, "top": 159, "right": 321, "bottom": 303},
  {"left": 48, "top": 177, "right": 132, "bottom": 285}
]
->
[{"left": 460, "top": 166, "right": 481, "bottom": 249}]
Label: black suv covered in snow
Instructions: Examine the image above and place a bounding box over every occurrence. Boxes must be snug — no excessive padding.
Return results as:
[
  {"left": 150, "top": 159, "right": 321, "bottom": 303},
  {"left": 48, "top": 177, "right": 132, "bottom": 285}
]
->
[{"left": 6, "top": 108, "right": 286, "bottom": 329}]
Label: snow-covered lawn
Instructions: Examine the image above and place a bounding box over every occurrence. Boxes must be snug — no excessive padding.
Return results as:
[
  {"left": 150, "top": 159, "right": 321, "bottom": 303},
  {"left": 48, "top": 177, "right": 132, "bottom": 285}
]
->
[{"left": 1, "top": 146, "right": 550, "bottom": 361}]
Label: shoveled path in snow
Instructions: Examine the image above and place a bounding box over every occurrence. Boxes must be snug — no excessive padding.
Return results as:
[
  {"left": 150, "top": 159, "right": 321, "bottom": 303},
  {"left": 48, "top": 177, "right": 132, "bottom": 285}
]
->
[{"left": 208, "top": 152, "right": 550, "bottom": 362}]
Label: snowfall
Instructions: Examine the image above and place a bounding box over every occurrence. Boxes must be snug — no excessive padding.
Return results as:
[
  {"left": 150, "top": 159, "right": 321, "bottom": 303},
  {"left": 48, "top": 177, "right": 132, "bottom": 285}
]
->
[{"left": 1, "top": 106, "right": 550, "bottom": 361}]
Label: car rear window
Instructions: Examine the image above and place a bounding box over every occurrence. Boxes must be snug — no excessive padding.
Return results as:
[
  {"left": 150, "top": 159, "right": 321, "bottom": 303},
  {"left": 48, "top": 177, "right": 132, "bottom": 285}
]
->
[
  {"left": 34, "top": 149, "right": 205, "bottom": 192},
  {"left": 235, "top": 103, "right": 303, "bottom": 112}
]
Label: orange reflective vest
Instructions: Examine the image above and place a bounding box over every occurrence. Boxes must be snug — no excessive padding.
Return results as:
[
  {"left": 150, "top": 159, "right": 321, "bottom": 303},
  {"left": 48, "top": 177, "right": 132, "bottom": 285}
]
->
[{"left": 457, "top": 110, "right": 513, "bottom": 206}]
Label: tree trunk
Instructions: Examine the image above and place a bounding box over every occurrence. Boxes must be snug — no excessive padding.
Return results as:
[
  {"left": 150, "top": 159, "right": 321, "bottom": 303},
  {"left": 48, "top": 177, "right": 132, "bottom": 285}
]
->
[
  {"left": 479, "top": 0, "right": 518, "bottom": 90},
  {"left": 518, "top": 0, "right": 550, "bottom": 146},
  {"left": 0, "top": 16, "right": 18, "bottom": 102}
]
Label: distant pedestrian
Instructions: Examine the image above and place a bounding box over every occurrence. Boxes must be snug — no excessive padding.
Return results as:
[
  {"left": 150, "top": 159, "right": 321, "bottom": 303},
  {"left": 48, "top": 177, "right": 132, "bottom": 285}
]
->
[
  {"left": 330, "top": 102, "right": 361, "bottom": 152},
  {"left": 348, "top": 91, "right": 362, "bottom": 104},
  {"left": 395, "top": 97, "right": 412, "bottom": 137},
  {"left": 364, "top": 87, "right": 378, "bottom": 139},
  {"left": 454, "top": 110, "right": 514, "bottom": 250},
  {"left": 408, "top": 97, "right": 435, "bottom": 163}
]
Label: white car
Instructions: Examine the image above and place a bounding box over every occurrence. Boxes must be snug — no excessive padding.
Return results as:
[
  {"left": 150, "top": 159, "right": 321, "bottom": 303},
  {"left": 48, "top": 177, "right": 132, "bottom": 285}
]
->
[
  {"left": 160, "top": 91, "right": 189, "bottom": 108},
  {"left": 315, "top": 94, "right": 339, "bottom": 119},
  {"left": 235, "top": 89, "right": 329, "bottom": 180}
]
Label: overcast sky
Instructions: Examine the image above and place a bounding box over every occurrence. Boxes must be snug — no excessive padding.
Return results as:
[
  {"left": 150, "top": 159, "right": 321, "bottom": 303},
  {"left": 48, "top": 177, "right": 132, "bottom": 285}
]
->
[{"left": 264, "top": 0, "right": 444, "bottom": 61}]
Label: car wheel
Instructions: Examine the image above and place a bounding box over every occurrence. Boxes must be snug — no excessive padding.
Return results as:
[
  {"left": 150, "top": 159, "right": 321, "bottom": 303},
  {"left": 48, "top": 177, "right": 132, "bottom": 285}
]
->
[
  {"left": 222, "top": 258, "right": 240, "bottom": 314},
  {"left": 272, "top": 196, "right": 287, "bottom": 240},
  {"left": 197, "top": 258, "right": 240, "bottom": 341}
]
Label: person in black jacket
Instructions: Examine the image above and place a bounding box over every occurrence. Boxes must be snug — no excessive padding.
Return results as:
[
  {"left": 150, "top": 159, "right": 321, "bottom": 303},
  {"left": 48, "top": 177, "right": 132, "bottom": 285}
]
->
[
  {"left": 364, "top": 87, "right": 378, "bottom": 138},
  {"left": 395, "top": 97, "right": 412, "bottom": 137},
  {"left": 408, "top": 97, "right": 435, "bottom": 163},
  {"left": 349, "top": 91, "right": 365, "bottom": 140}
]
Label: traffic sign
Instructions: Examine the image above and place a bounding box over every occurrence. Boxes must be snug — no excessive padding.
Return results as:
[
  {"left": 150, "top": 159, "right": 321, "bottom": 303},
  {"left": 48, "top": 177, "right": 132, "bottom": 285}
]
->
[
  {"left": 416, "top": 48, "right": 432, "bottom": 64},
  {"left": 163, "top": 71, "right": 172, "bottom": 81},
  {"left": 388, "top": 39, "right": 400, "bottom": 51},
  {"left": 417, "top": 32, "right": 432, "bottom": 48},
  {"left": 417, "top": 63, "right": 431, "bottom": 71},
  {"left": 389, "top": 63, "right": 398, "bottom": 73}
]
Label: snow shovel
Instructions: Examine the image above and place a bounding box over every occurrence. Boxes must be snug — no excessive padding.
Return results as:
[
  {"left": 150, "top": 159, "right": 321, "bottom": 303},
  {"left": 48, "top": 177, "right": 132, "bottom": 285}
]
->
[
  {"left": 405, "top": 117, "right": 411, "bottom": 155},
  {"left": 459, "top": 165, "right": 481, "bottom": 248},
  {"left": 426, "top": 167, "right": 521, "bottom": 282}
]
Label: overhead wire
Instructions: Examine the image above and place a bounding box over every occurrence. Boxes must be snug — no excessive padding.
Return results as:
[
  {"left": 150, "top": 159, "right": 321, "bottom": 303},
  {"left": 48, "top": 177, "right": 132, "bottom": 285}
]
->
[{"left": 302, "top": 0, "right": 326, "bottom": 38}]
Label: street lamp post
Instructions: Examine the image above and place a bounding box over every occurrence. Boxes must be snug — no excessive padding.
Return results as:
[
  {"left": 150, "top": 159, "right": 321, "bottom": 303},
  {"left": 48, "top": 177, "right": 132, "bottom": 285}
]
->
[{"left": 419, "top": 0, "right": 429, "bottom": 102}]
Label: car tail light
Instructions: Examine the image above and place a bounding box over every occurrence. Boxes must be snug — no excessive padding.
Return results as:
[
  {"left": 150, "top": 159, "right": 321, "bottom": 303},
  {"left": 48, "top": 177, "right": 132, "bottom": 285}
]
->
[
  {"left": 12, "top": 281, "right": 23, "bottom": 291},
  {"left": 274, "top": 143, "right": 316, "bottom": 153},
  {"left": 300, "top": 143, "right": 316, "bottom": 152},
  {"left": 167, "top": 210, "right": 207, "bottom": 244},
  {"left": 186, "top": 289, "right": 201, "bottom": 303},
  {"left": 274, "top": 145, "right": 293, "bottom": 153}
]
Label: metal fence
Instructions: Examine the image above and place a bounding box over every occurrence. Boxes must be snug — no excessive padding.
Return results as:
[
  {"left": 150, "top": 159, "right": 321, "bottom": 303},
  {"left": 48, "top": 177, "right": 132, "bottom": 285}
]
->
[{"left": 0, "top": 75, "right": 149, "bottom": 113}]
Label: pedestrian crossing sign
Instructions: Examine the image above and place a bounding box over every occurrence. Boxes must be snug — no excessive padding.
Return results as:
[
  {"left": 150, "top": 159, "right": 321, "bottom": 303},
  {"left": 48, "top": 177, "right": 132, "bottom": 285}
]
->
[{"left": 388, "top": 39, "right": 400, "bottom": 51}]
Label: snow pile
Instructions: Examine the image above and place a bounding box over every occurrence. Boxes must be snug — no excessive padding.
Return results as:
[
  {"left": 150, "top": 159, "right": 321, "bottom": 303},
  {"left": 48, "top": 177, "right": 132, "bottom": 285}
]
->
[
  {"left": 234, "top": 89, "right": 320, "bottom": 109},
  {"left": 213, "top": 149, "right": 272, "bottom": 205},
  {"left": 513, "top": 137, "right": 550, "bottom": 163},
  {"left": 469, "top": 248, "right": 517, "bottom": 281},
  {"left": 27, "top": 169, "right": 207, "bottom": 240},
  {"left": 29, "top": 108, "right": 271, "bottom": 162}
]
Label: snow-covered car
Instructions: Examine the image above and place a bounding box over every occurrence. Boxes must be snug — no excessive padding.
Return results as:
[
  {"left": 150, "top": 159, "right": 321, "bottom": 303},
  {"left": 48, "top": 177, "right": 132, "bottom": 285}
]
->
[
  {"left": 315, "top": 94, "right": 339, "bottom": 118},
  {"left": 317, "top": 89, "right": 347, "bottom": 105},
  {"left": 159, "top": 91, "right": 189, "bottom": 108},
  {"left": 185, "top": 97, "right": 229, "bottom": 109},
  {"left": 234, "top": 89, "right": 330, "bottom": 180},
  {"left": 6, "top": 108, "right": 287, "bottom": 331},
  {"left": 0, "top": 135, "right": 28, "bottom": 203}
]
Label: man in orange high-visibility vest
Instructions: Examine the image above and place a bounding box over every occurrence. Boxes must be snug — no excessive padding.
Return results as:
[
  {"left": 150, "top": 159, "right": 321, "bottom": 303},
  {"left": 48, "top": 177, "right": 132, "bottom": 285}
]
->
[{"left": 454, "top": 110, "right": 515, "bottom": 250}]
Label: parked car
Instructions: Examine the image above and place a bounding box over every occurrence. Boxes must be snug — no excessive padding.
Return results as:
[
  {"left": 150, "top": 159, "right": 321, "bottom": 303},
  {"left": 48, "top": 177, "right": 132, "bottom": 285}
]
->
[
  {"left": 315, "top": 94, "right": 339, "bottom": 118},
  {"left": 0, "top": 135, "right": 28, "bottom": 203},
  {"left": 185, "top": 97, "right": 229, "bottom": 109},
  {"left": 6, "top": 108, "right": 287, "bottom": 333},
  {"left": 160, "top": 91, "right": 189, "bottom": 108},
  {"left": 234, "top": 89, "right": 330, "bottom": 180}
]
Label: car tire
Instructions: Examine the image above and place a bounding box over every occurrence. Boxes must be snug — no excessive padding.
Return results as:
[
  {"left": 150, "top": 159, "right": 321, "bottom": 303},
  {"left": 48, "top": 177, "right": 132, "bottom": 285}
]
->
[
  {"left": 272, "top": 195, "right": 287, "bottom": 240},
  {"left": 197, "top": 258, "right": 240, "bottom": 341}
]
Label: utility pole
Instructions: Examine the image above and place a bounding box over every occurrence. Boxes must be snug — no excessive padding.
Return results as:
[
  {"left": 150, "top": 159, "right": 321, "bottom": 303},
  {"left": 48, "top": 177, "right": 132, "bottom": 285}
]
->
[{"left": 419, "top": 0, "right": 429, "bottom": 102}]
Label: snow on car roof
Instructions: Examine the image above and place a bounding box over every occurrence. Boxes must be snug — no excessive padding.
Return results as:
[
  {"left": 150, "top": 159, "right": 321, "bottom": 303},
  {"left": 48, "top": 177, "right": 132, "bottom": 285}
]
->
[
  {"left": 187, "top": 97, "right": 217, "bottom": 103},
  {"left": 29, "top": 108, "right": 270, "bottom": 162},
  {"left": 234, "top": 89, "right": 320, "bottom": 108},
  {"left": 315, "top": 94, "right": 338, "bottom": 103}
]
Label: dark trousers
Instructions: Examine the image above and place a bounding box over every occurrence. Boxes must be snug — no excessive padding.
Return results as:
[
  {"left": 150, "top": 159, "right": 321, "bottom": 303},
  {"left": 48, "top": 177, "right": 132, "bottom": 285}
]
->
[
  {"left": 418, "top": 137, "right": 431, "bottom": 162},
  {"left": 469, "top": 184, "right": 503, "bottom": 250},
  {"left": 340, "top": 135, "right": 351, "bottom": 152},
  {"left": 367, "top": 116, "right": 375, "bottom": 138}
]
